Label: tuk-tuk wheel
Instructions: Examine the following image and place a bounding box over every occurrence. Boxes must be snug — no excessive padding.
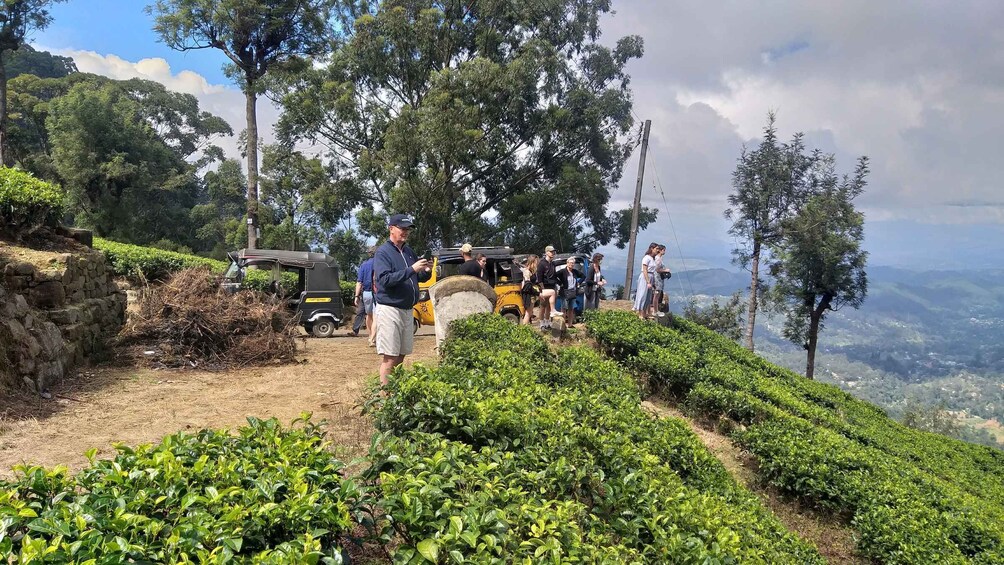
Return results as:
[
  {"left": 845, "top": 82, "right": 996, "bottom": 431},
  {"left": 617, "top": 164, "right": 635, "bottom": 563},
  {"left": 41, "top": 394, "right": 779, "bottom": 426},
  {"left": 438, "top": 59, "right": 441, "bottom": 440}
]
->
[
  {"left": 502, "top": 311, "right": 520, "bottom": 324},
  {"left": 413, "top": 318, "right": 420, "bottom": 335},
  {"left": 311, "top": 320, "right": 336, "bottom": 338}
]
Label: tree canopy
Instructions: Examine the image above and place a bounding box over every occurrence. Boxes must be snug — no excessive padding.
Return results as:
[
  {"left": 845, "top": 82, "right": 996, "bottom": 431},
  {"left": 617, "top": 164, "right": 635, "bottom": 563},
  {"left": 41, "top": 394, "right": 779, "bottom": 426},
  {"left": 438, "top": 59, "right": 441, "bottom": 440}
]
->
[
  {"left": 0, "top": 0, "right": 67, "bottom": 163},
  {"left": 4, "top": 72, "right": 232, "bottom": 246},
  {"left": 725, "top": 112, "right": 817, "bottom": 351},
  {"left": 768, "top": 155, "right": 870, "bottom": 379},
  {"left": 274, "top": 0, "right": 649, "bottom": 252}
]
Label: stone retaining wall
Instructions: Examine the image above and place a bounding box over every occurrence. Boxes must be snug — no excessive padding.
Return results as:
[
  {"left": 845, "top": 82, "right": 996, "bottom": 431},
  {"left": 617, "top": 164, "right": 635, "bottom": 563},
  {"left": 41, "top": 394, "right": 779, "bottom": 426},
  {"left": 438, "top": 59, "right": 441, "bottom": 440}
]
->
[{"left": 0, "top": 249, "right": 125, "bottom": 394}]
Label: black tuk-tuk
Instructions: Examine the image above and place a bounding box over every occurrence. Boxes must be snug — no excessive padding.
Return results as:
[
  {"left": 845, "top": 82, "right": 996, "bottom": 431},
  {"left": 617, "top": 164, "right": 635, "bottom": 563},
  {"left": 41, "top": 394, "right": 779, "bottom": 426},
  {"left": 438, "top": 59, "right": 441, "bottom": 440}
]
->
[{"left": 224, "top": 249, "right": 344, "bottom": 337}]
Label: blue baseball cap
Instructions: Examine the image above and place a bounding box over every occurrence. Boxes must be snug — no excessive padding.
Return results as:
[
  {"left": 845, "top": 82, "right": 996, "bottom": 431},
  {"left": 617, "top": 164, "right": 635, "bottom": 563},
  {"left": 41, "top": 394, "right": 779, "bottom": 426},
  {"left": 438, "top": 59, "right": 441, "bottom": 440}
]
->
[{"left": 388, "top": 213, "right": 415, "bottom": 228}]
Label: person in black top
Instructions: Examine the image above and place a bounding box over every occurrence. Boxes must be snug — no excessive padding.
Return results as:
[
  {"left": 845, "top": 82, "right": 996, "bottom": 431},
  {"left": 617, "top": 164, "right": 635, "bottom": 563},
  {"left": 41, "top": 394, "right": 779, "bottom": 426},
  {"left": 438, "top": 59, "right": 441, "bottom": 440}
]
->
[
  {"left": 458, "top": 243, "right": 482, "bottom": 278},
  {"left": 536, "top": 245, "right": 558, "bottom": 329},
  {"left": 584, "top": 253, "right": 606, "bottom": 310},
  {"left": 555, "top": 257, "right": 584, "bottom": 326},
  {"left": 475, "top": 253, "right": 489, "bottom": 282}
]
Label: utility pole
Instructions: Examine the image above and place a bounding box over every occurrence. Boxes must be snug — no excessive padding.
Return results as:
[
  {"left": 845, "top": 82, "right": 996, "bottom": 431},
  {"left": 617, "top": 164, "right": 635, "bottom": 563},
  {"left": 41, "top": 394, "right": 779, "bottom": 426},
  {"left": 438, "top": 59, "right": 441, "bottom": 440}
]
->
[{"left": 624, "top": 119, "right": 651, "bottom": 300}]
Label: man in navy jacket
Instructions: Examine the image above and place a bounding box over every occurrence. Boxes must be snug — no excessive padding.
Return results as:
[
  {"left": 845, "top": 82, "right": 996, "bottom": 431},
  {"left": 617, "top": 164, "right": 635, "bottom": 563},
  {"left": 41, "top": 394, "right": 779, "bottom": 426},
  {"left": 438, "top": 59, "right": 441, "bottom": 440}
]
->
[{"left": 374, "top": 213, "right": 432, "bottom": 385}]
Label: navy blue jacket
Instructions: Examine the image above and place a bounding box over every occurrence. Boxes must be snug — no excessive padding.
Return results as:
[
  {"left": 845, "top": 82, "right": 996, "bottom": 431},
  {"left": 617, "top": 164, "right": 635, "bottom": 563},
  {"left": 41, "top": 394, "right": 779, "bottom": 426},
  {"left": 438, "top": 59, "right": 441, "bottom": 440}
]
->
[
  {"left": 357, "top": 258, "right": 375, "bottom": 292},
  {"left": 374, "top": 241, "right": 431, "bottom": 309}
]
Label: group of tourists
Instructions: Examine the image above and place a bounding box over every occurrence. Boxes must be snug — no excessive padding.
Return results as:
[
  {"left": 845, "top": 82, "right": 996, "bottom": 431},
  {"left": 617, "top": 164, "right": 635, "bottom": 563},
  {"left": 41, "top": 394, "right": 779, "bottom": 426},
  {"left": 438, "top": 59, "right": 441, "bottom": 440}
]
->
[
  {"left": 631, "top": 242, "right": 671, "bottom": 319},
  {"left": 353, "top": 212, "right": 670, "bottom": 389},
  {"left": 518, "top": 248, "right": 607, "bottom": 329}
]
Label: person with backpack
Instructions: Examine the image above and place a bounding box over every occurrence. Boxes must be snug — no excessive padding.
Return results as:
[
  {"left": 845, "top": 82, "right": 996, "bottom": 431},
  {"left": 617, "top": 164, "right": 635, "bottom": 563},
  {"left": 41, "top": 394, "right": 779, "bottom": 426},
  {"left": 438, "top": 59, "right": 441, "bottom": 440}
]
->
[{"left": 650, "top": 244, "right": 672, "bottom": 317}]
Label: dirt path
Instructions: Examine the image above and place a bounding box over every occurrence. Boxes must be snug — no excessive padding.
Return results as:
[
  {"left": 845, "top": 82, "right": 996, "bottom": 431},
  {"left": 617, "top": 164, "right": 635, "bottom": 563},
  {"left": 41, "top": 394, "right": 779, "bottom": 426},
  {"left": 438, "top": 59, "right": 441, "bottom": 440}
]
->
[{"left": 0, "top": 330, "right": 438, "bottom": 475}]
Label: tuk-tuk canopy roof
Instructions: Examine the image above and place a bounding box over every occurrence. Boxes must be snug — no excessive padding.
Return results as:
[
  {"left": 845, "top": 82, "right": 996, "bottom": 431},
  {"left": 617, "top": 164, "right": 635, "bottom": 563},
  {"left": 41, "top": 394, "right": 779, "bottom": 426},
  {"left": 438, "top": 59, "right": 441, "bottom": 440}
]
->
[
  {"left": 232, "top": 249, "right": 338, "bottom": 269},
  {"left": 437, "top": 246, "right": 515, "bottom": 262}
]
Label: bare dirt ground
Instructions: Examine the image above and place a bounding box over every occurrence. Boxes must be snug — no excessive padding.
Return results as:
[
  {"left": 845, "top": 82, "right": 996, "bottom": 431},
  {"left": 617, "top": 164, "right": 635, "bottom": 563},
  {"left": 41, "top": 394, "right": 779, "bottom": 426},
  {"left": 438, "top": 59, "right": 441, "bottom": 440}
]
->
[{"left": 0, "top": 329, "right": 439, "bottom": 475}]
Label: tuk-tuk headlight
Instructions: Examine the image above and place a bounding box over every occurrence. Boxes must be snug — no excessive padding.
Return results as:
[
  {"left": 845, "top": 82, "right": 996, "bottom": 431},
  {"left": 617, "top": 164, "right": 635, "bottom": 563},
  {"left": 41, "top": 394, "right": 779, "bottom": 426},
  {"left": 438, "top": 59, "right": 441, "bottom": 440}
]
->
[{"left": 418, "top": 289, "right": 430, "bottom": 302}]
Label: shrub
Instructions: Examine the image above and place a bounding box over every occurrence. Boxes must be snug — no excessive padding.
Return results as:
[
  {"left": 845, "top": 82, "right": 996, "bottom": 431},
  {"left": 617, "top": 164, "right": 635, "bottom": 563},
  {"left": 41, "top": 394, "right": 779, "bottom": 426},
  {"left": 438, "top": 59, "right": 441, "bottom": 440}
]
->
[
  {"left": 0, "top": 167, "right": 64, "bottom": 237},
  {"left": 588, "top": 310, "right": 1004, "bottom": 564},
  {"left": 0, "top": 416, "right": 366, "bottom": 563},
  {"left": 95, "top": 237, "right": 225, "bottom": 281}
]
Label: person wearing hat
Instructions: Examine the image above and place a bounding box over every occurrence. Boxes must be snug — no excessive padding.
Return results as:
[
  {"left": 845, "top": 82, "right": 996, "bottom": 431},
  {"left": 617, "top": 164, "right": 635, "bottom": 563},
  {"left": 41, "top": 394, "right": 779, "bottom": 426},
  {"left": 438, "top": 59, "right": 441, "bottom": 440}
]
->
[
  {"left": 351, "top": 245, "right": 378, "bottom": 345},
  {"left": 536, "top": 245, "right": 558, "bottom": 329},
  {"left": 373, "top": 214, "right": 432, "bottom": 385},
  {"left": 458, "top": 243, "right": 481, "bottom": 278}
]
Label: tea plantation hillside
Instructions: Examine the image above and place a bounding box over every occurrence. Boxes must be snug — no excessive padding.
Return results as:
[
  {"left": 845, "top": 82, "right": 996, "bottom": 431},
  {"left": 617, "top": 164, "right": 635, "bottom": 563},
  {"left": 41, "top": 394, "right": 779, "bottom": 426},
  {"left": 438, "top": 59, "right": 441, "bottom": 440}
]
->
[
  {"left": 366, "top": 315, "right": 824, "bottom": 563},
  {"left": 588, "top": 310, "right": 1004, "bottom": 564}
]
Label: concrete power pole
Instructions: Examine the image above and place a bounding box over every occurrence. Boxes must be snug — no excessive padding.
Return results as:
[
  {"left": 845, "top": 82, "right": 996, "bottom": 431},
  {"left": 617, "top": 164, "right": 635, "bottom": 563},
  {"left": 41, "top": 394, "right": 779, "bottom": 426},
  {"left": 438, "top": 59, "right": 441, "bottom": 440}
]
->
[{"left": 624, "top": 119, "right": 652, "bottom": 300}]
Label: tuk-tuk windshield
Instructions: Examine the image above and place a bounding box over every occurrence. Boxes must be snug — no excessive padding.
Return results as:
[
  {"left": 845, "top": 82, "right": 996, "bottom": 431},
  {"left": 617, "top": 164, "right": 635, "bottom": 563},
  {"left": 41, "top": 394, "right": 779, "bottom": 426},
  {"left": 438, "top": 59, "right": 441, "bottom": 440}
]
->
[{"left": 224, "top": 261, "right": 243, "bottom": 281}]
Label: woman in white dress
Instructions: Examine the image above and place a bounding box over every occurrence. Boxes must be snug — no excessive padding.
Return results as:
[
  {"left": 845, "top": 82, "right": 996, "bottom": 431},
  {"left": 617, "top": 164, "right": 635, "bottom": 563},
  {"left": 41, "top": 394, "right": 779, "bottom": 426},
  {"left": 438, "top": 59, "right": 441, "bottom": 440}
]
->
[{"left": 632, "top": 243, "right": 659, "bottom": 319}]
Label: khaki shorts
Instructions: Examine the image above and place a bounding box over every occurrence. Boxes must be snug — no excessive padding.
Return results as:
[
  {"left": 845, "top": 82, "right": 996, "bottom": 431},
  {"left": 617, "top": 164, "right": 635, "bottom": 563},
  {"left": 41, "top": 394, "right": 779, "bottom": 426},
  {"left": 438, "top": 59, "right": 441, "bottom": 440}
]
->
[{"left": 375, "top": 303, "right": 414, "bottom": 356}]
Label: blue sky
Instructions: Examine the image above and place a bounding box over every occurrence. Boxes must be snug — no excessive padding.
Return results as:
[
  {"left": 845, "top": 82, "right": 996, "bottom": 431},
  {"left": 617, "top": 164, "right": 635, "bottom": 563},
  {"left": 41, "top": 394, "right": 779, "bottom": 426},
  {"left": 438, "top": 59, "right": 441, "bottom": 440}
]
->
[
  {"left": 36, "top": 1, "right": 230, "bottom": 84},
  {"left": 31, "top": 1, "right": 1004, "bottom": 273}
]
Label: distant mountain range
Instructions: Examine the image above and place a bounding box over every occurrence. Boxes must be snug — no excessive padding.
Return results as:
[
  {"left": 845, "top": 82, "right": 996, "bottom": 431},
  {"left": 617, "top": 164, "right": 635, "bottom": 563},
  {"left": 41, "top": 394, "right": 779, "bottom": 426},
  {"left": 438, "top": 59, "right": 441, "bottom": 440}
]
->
[{"left": 619, "top": 265, "right": 1004, "bottom": 435}]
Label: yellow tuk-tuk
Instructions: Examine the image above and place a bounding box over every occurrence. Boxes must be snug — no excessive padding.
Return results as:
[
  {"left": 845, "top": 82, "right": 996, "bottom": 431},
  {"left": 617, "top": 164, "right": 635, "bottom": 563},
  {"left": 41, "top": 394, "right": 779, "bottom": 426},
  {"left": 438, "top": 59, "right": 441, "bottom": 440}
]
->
[{"left": 414, "top": 246, "right": 525, "bottom": 329}]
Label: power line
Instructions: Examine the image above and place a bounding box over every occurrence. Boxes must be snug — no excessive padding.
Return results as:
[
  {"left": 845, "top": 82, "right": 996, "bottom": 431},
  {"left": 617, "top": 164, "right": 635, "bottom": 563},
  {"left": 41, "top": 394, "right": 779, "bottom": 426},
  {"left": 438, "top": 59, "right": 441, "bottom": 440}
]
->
[{"left": 648, "top": 159, "right": 696, "bottom": 299}]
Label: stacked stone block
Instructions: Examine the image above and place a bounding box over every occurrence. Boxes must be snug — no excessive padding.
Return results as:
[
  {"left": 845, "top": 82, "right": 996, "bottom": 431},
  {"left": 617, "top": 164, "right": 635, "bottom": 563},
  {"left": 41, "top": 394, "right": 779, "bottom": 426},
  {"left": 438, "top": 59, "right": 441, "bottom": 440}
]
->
[{"left": 1, "top": 249, "right": 126, "bottom": 394}]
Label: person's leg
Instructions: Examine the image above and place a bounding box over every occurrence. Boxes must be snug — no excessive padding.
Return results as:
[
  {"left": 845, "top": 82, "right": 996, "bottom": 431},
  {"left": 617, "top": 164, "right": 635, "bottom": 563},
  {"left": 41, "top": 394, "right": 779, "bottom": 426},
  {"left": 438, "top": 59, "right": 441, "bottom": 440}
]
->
[
  {"left": 375, "top": 304, "right": 400, "bottom": 386},
  {"left": 380, "top": 354, "right": 404, "bottom": 386},
  {"left": 363, "top": 292, "right": 376, "bottom": 344},
  {"left": 538, "top": 289, "right": 552, "bottom": 328},
  {"left": 352, "top": 301, "right": 366, "bottom": 334}
]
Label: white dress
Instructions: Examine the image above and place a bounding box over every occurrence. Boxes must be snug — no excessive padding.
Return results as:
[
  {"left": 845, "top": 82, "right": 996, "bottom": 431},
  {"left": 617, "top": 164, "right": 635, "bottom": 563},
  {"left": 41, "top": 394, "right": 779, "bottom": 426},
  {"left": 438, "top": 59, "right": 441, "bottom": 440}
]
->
[{"left": 632, "top": 255, "right": 655, "bottom": 311}]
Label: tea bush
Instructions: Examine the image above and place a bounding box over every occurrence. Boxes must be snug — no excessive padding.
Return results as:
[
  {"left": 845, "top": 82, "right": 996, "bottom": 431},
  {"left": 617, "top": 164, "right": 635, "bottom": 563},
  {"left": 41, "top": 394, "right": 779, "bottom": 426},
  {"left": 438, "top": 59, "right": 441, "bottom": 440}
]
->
[
  {"left": 367, "top": 314, "right": 823, "bottom": 563},
  {"left": 0, "top": 416, "right": 365, "bottom": 563},
  {"left": 588, "top": 310, "right": 1004, "bottom": 564},
  {"left": 0, "top": 167, "right": 64, "bottom": 237},
  {"left": 95, "top": 237, "right": 226, "bottom": 281},
  {"left": 93, "top": 239, "right": 355, "bottom": 303}
]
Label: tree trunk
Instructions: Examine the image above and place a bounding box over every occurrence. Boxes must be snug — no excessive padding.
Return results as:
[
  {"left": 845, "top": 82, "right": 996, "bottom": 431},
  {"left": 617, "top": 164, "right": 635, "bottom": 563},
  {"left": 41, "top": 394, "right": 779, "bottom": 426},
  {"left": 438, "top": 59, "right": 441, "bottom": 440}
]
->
[
  {"left": 805, "top": 312, "right": 819, "bottom": 380},
  {"left": 0, "top": 56, "right": 8, "bottom": 166},
  {"left": 805, "top": 294, "right": 832, "bottom": 380},
  {"left": 245, "top": 85, "right": 259, "bottom": 249},
  {"left": 744, "top": 240, "right": 761, "bottom": 351}
]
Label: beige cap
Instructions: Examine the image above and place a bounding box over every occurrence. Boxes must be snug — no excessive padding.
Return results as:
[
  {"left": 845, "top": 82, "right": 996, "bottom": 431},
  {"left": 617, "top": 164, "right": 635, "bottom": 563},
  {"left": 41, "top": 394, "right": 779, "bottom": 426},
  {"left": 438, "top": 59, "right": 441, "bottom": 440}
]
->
[
  {"left": 544, "top": 245, "right": 555, "bottom": 252},
  {"left": 460, "top": 243, "right": 473, "bottom": 254}
]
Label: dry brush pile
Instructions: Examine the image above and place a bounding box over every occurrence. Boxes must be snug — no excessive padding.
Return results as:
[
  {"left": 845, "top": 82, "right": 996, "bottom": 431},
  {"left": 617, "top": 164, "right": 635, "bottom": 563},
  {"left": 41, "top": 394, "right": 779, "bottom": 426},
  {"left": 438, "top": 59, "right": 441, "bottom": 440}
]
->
[{"left": 118, "top": 267, "right": 297, "bottom": 369}]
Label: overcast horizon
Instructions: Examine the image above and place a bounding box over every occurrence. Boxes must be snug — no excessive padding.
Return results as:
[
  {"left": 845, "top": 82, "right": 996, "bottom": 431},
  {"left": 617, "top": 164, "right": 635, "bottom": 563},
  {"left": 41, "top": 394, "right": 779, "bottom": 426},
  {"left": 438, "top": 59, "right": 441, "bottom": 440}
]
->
[{"left": 33, "top": 0, "right": 1004, "bottom": 271}]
